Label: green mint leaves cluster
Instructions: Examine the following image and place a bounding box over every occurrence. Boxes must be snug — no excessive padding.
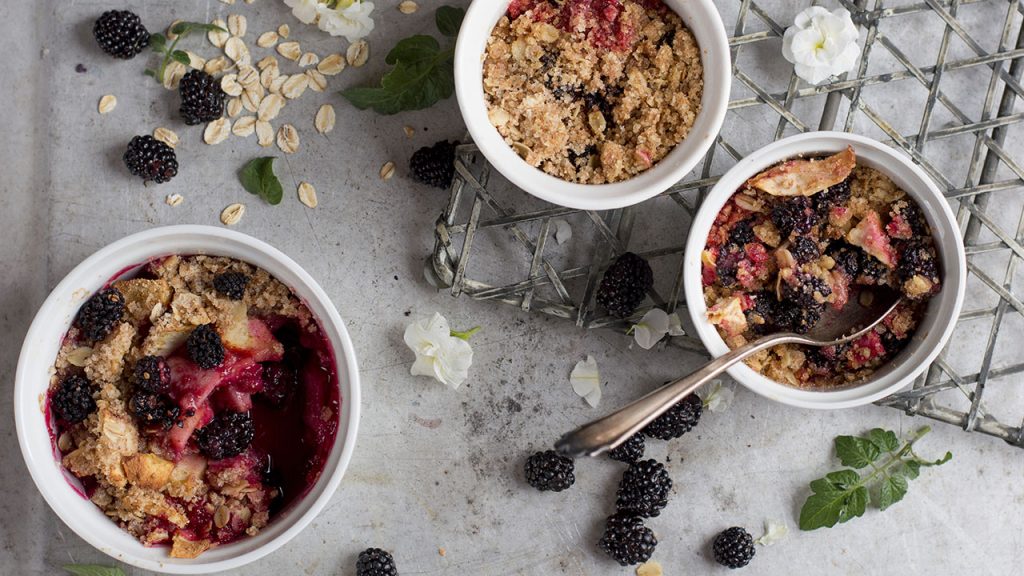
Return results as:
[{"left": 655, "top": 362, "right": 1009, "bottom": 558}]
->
[
  {"left": 145, "top": 22, "right": 226, "bottom": 84},
  {"left": 64, "top": 565, "right": 125, "bottom": 576},
  {"left": 239, "top": 157, "right": 284, "bottom": 205},
  {"left": 341, "top": 6, "right": 464, "bottom": 114},
  {"left": 799, "top": 427, "right": 952, "bottom": 531}
]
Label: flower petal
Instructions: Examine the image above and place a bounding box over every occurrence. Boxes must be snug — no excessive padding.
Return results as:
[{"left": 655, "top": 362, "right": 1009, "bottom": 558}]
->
[
  {"left": 631, "top": 308, "right": 669, "bottom": 350},
  {"left": 755, "top": 519, "right": 789, "bottom": 546},
  {"left": 570, "top": 355, "right": 601, "bottom": 408},
  {"left": 667, "top": 312, "right": 686, "bottom": 336},
  {"left": 552, "top": 218, "right": 572, "bottom": 245},
  {"left": 699, "top": 379, "right": 735, "bottom": 413}
]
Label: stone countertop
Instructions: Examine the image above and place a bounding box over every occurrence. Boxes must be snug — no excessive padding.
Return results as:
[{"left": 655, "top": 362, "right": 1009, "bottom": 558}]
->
[{"left": 1, "top": 1, "right": 1022, "bottom": 575}]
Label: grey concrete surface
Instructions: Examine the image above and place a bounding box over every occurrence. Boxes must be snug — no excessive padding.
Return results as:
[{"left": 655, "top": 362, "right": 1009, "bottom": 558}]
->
[{"left": 1, "top": 1, "right": 1022, "bottom": 575}]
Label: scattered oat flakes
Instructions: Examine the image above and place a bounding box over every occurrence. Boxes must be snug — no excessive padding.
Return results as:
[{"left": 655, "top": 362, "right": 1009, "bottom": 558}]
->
[
  {"left": 220, "top": 0, "right": 236, "bottom": 4},
  {"left": 277, "top": 124, "right": 299, "bottom": 154},
  {"left": 299, "top": 52, "right": 320, "bottom": 68},
  {"left": 165, "top": 193, "right": 184, "bottom": 207},
  {"left": 297, "top": 182, "right": 317, "bottom": 208},
  {"left": 153, "top": 127, "right": 179, "bottom": 148},
  {"left": 185, "top": 50, "right": 206, "bottom": 70},
  {"left": 204, "top": 56, "right": 231, "bottom": 75},
  {"left": 208, "top": 19, "right": 229, "bottom": 48},
  {"left": 163, "top": 60, "right": 187, "bottom": 89},
  {"left": 237, "top": 65, "right": 259, "bottom": 88},
  {"left": 317, "top": 54, "right": 346, "bottom": 76},
  {"left": 281, "top": 74, "right": 309, "bottom": 99},
  {"left": 220, "top": 203, "right": 245, "bottom": 226},
  {"left": 438, "top": 548, "right": 446, "bottom": 557},
  {"left": 98, "top": 94, "right": 117, "bottom": 114},
  {"left": 305, "top": 69, "right": 327, "bottom": 92},
  {"left": 258, "top": 94, "right": 285, "bottom": 121},
  {"left": 257, "top": 55, "right": 279, "bottom": 70},
  {"left": 269, "top": 74, "right": 288, "bottom": 94},
  {"left": 380, "top": 161, "right": 396, "bottom": 180},
  {"left": 228, "top": 14, "right": 247, "bottom": 38},
  {"left": 204, "top": 118, "right": 231, "bottom": 145},
  {"left": 221, "top": 74, "right": 243, "bottom": 97},
  {"left": 66, "top": 346, "right": 94, "bottom": 367},
  {"left": 403, "top": 125, "right": 416, "bottom": 138},
  {"left": 347, "top": 40, "right": 369, "bottom": 67},
  {"left": 399, "top": 1, "right": 419, "bottom": 14},
  {"left": 257, "top": 31, "right": 279, "bottom": 48},
  {"left": 278, "top": 24, "right": 290, "bottom": 39},
  {"left": 636, "top": 561, "right": 662, "bottom": 576},
  {"left": 232, "top": 116, "right": 257, "bottom": 137},
  {"left": 241, "top": 89, "right": 262, "bottom": 113},
  {"left": 167, "top": 20, "right": 183, "bottom": 40},
  {"left": 277, "top": 41, "right": 301, "bottom": 61},
  {"left": 225, "top": 36, "right": 251, "bottom": 65},
  {"left": 227, "top": 98, "right": 243, "bottom": 117},
  {"left": 256, "top": 120, "right": 274, "bottom": 147},
  {"left": 314, "top": 104, "right": 335, "bottom": 134}
]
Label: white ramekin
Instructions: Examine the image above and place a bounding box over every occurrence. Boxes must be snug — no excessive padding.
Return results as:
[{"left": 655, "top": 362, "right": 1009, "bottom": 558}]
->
[
  {"left": 14, "top": 226, "right": 361, "bottom": 573},
  {"left": 454, "top": 0, "right": 731, "bottom": 210},
  {"left": 683, "top": 132, "right": 967, "bottom": 409}
]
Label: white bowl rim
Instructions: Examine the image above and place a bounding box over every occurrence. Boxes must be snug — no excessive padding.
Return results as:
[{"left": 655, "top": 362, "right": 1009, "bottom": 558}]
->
[
  {"left": 14, "top": 225, "right": 361, "bottom": 573},
  {"left": 683, "top": 131, "right": 967, "bottom": 409},
  {"left": 454, "top": 0, "right": 732, "bottom": 210}
]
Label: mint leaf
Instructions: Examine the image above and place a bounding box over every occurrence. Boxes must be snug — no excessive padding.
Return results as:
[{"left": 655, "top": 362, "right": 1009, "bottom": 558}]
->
[
  {"left": 150, "top": 33, "right": 167, "bottom": 51},
  {"left": 798, "top": 483, "right": 868, "bottom": 530},
  {"left": 436, "top": 6, "right": 465, "bottom": 37},
  {"left": 171, "top": 50, "right": 191, "bottom": 65},
  {"left": 835, "top": 435, "right": 880, "bottom": 469},
  {"left": 64, "top": 565, "right": 125, "bottom": 576},
  {"left": 239, "top": 157, "right": 283, "bottom": 205},
  {"left": 386, "top": 35, "right": 441, "bottom": 66},
  {"left": 878, "top": 474, "right": 908, "bottom": 510},
  {"left": 867, "top": 428, "right": 899, "bottom": 452}
]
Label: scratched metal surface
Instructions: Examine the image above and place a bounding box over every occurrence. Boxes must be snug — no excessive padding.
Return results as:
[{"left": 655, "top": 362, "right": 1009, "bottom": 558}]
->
[{"left": 0, "top": 1, "right": 1022, "bottom": 575}]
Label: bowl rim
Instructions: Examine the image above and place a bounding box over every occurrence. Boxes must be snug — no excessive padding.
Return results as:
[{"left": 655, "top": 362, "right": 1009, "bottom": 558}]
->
[
  {"left": 13, "top": 225, "right": 361, "bottom": 573},
  {"left": 453, "top": 0, "right": 732, "bottom": 210},
  {"left": 682, "top": 131, "right": 967, "bottom": 409}
]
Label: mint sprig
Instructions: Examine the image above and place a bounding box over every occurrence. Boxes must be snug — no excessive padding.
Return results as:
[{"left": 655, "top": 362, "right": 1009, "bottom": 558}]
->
[
  {"left": 798, "top": 427, "right": 951, "bottom": 531},
  {"left": 64, "top": 565, "right": 126, "bottom": 576},
  {"left": 145, "top": 22, "right": 225, "bottom": 84},
  {"left": 340, "top": 6, "right": 464, "bottom": 114},
  {"left": 239, "top": 157, "right": 284, "bottom": 205}
]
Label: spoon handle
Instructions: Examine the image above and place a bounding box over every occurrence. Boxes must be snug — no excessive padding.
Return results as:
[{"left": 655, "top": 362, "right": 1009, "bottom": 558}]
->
[{"left": 554, "top": 335, "right": 785, "bottom": 458}]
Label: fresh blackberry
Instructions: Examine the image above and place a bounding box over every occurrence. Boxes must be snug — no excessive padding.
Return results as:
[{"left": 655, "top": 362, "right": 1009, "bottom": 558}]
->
[
  {"left": 608, "top": 433, "right": 645, "bottom": 463},
  {"left": 896, "top": 239, "right": 939, "bottom": 285},
  {"left": 124, "top": 135, "right": 178, "bottom": 183},
  {"left": 213, "top": 271, "right": 249, "bottom": 301},
  {"left": 777, "top": 302, "right": 822, "bottom": 334},
  {"left": 713, "top": 527, "right": 755, "bottom": 569},
  {"left": 52, "top": 374, "right": 96, "bottom": 423},
  {"left": 195, "top": 411, "right": 254, "bottom": 460},
  {"left": 356, "top": 548, "right": 398, "bottom": 576},
  {"left": 789, "top": 236, "right": 820, "bottom": 264},
  {"left": 781, "top": 274, "right": 831, "bottom": 308},
  {"left": 187, "top": 324, "right": 225, "bottom": 369},
  {"left": 856, "top": 255, "right": 891, "bottom": 286},
  {"left": 771, "top": 197, "right": 818, "bottom": 237},
  {"left": 814, "top": 179, "right": 851, "bottom": 213},
  {"left": 260, "top": 363, "right": 296, "bottom": 407},
  {"left": 129, "top": 393, "right": 180, "bottom": 429},
  {"left": 524, "top": 450, "right": 575, "bottom": 492},
  {"left": 728, "top": 218, "right": 756, "bottom": 246},
  {"left": 596, "top": 252, "right": 654, "bottom": 318},
  {"left": 179, "top": 70, "right": 225, "bottom": 126},
  {"left": 598, "top": 512, "right": 657, "bottom": 566},
  {"left": 889, "top": 199, "right": 927, "bottom": 236},
  {"left": 643, "top": 394, "right": 702, "bottom": 440},
  {"left": 93, "top": 10, "right": 150, "bottom": 59},
  {"left": 615, "top": 459, "right": 672, "bottom": 517},
  {"left": 75, "top": 288, "right": 125, "bottom": 342},
  {"left": 131, "top": 355, "right": 171, "bottom": 394},
  {"left": 409, "top": 140, "right": 458, "bottom": 189},
  {"left": 746, "top": 290, "right": 782, "bottom": 334},
  {"left": 715, "top": 244, "right": 745, "bottom": 288},
  {"left": 826, "top": 241, "right": 862, "bottom": 277}
]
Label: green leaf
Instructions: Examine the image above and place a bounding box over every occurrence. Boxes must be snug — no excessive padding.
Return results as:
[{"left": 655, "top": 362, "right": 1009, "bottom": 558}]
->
[
  {"left": 835, "top": 435, "right": 881, "bottom": 469},
  {"left": 901, "top": 460, "right": 921, "bottom": 479},
  {"left": 925, "top": 451, "right": 953, "bottom": 466},
  {"left": 385, "top": 35, "right": 441, "bottom": 66},
  {"left": 436, "top": 6, "right": 465, "bottom": 37},
  {"left": 867, "top": 428, "right": 899, "bottom": 452},
  {"left": 144, "top": 69, "right": 157, "bottom": 78},
  {"left": 64, "top": 565, "right": 126, "bottom": 576},
  {"left": 150, "top": 33, "right": 167, "bottom": 51},
  {"left": 878, "top": 474, "right": 908, "bottom": 511},
  {"left": 798, "top": 484, "right": 868, "bottom": 531},
  {"left": 171, "top": 50, "right": 191, "bottom": 65},
  {"left": 239, "top": 157, "right": 283, "bottom": 205}
]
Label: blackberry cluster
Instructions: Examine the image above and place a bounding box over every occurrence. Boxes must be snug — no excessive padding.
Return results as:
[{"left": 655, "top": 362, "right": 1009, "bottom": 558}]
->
[
  {"left": 615, "top": 459, "right": 672, "bottom": 518},
  {"left": 131, "top": 355, "right": 170, "bottom": 394},
  {"left": 813, "top": 179, "right": 851, "bottom": 213},
  {"left": 196, "top": 411, "right": 254, "bottom": 460},
  {"left": 52, "top": 374, "right": 96, "bottom": 423},
  {"left": 75, "top": 288, "right": 125, "bottom": 342},
  {"left": 213, "top": 271, "right": 249, "bottom": 301},
  {"left": 409, "top": 140, "right": 458, "bottom": 189},
  {"left": 728, "top": 218, "right": 756, "bottom": 246},
  {"left": 643, "top": 394, "right": 702, "bottom": 440},
  {"left": 93, "top": 10, "right": 150, "bottom": 59},
  {"left": 896, "top": 238, "right": 940, "bottom": 287},
  {"left": 524, "top": 450, "right": 575, "bottom": 492},
  {"left": 179, "top": 70, "right": 226, "bottom": 126},
  {"left": 889, "top": 199, "right": 927, "bottom": 236},
  {"left": 187, "top": 324, "right": 225, "bottom": 369},
  {"left": 826, "top": 241, "right": 862, "bottom": 277},
  {"left": 781, "top": 274, "right": 831, "bottom": 309},
  {"left": 789, "top": 236, "right": 820, "bottom": 264},
  {"left": 598, "top": 512, "right": 657, "bottom": 566},
  {"left": 124, "top": 135, "right": 178, "bottom": 183},
  {"left": 596, "top": 252, "right": 653, "bottom": 318},
  {"left": 260, "top": 363, "right": 297, "bottom": 407},
  {"left": 129, "top": 393, "right": 180, "bottom": 429},
  {"left": 747, "top": 291, "right": 820, "bottom": 335},
  {"left": 771, "top": 196, "right": 818, "bottom": 237},
  {"left": 712, "top": 527, "right": 755, "bottom": 569},
  {"left": 607, "top": 433, "right": 645, "bottom": 464},
  {"left": 356, "top": 548, "right": 398, "bottom": 576},
  {"left": 857, "top": 255, "right": 891, "bottom": 286},
  {"left": 715, "top": 244, "right": 745, "bottom": 288}
]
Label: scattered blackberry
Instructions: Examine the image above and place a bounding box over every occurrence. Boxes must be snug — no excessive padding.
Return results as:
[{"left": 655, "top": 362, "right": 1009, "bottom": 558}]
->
[
  {"left": 260, "top": 363, "right": 296, "bottom": 407},
  {"left": 131, "top": 355, "right": 171, "bottom": 394},
  {"left": 124, "top": 135, "right": 178, "bottom": 183},
  {"left": 789, "top": 236, "right": 820, "bottom": 264},
  {"left": 596, "top": 252, "right": 654, "bottom": 318},
  {"left": 52, "top": 374, "right": 96, "bottom": 423},
  {"left": 93, "top": 10, "right": 150, "bottom": 59},
  {"left": 213, "top": 271, "right": 249, "bottom": 300},
  {"left": 524, "top": 450, "right": 575, "bottom": 492},
  {"left": 643, "top": 394, "right": 702, "bottom": 440},
  {"left": 856, "top": 255, "right": 891, "bottom": 286},
  {"left": 187, "top": 324, "right": 225, "bottom": 369},
  {"left": 781, "top": 274, "right": 831, "bottom": 308},
  {"left": 409, "top": 140, "right": 458, "bottom": 189},
  {"left": 356, "top": 548, "right": 398, "bottom": 576},
  {"left": 179, "top": 70, "right": 225, "bottom": 125},
  {"left": 777, "top": 302, "right": 822, "bottom": 334},
  {"left": 814, "top": 179, "right": 851, "bottom": 213},
  {"left": 598, "top": 512, "right": 657, "bottom": 566},
  {"left": 889, "top": 200, "right": 927, "bottom": 236},
  {"left": 715, "top": 244, "right": 744, "bottom": 288},
  {"left": 195, "top": 411, "right": 254, "bottom": 460},
  {"left": 713, "top": 527, "right": 755, "bottom": 569},
  {"left": 608, "top": 433, "right": 645, "bottom": 463},
  {"left": 728, "top": 219, "right": 756, "bottom": 246},
  {"left": 615, "top": 459, "right": 672, "bottom": 517},
  {"left": 75, "top": 288, "right": 125, "bottom": 342},
  {"left": 826, "top": 241, "right": 862, "bottom": 277},
  {"left": 129, "top": 393, "right": 180, "bottom": 429},
  {"left": 771, "top": 197, "right": 818, "bottom": 237},
  {"left": 746, "top": 290, "right": 782, "bottom": 334},
  {"left": 896, "top": 239, "right": 939, "bottom": 285}
]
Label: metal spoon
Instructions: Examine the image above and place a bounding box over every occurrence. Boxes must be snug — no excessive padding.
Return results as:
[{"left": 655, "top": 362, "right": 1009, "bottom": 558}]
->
[{"left": 555, "top": 287, "right": 903, "bottom": 458}]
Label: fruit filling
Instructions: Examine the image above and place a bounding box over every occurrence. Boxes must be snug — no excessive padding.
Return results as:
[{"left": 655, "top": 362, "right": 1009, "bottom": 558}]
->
[
  {"left": 702, "top": 147, "right": 943, "bottom": 388},
  {"left": 46, "top": 255, "right": 339, "bottom": 558}
]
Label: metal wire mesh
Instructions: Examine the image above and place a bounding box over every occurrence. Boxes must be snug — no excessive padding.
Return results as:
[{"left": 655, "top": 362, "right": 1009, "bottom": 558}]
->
[{"left": 429, "top": 0, "right": 1024, "bottom": 448}]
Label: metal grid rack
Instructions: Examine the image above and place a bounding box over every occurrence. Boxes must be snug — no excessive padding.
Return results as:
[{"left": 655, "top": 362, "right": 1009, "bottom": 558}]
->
[{"left": 429, "top": 0, "right": 1024, "bottom": 448}]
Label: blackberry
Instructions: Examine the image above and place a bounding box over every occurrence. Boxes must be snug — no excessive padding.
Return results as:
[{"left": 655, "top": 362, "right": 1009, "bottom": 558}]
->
[
  {"left": 124, "top": 135, "right": 178, "bottom": 183},
  {"left": 826, "top": 241, "right": 862, "bottom": 277},
  {"left": 195, "top": 411, "right": 254, "bottom": 460},
  {"left": 409, "top": 140, "right": 458, "bottom": 189},
  {"left": 596, "top": 252, "right": 654, "bottom": 318},
  {"left": 131, "top": 355, "right": 171, "bottom": 394},
  {"left": 129, "top": 393, "right": 180, "bottom": 429},
  {"left": 712, "top": 527, "right": 755, "bottom": 569},
  {"left": 814, "top": 179, "right": 851, "bottom": 213},
  {"left": 777, "top": 302, "right": 822, "bottom": 334},
  {"left": 746, "top": 290, "right": 783, "bottom": 334},
  {"left": 715, "top": 244, "right": 745, "bottom": 288},
  {"left": 857, "top": 255, "right": 891, "bottom": 286},
  {"left": 896, "top": 239, "right": 939, "bottom": 285},
  {"left": 643, "top": 394, "right": 702, "bottom": 440},
  {"left": 213, "top": 271, "right": 249, "bottom": 301},
  {"left": 608, "top": 433, "right": 645, "bottom": 463},
  {"left": 52, "top": 374, "right": 96, "bottom": 423},
  {"left": 789, "top": 236, "right": 820, "bottom": 264},
  {"left": 524, "top": 450, "right": 575, "bottom": 492},
  {"left": 187, "top": 324, "right": 225, "bottom": 369},
  {"left": 75, "top": 288, "right": 125, "bottom": 342},
  {"left": 93, "top": 10, "right": 150, "bottom": 59},
  {"left": 771, "top": 197, "right": 818, "bottom": 238},
  {"left": 728, "top": 218, "right": 756, "bottom": 246},
  {"left": 598, "top": 512, "right": 657, "bottom": 566},
  {"left": 889, "top": 200, "right": 927, "bottom": 236},
  {"left": 356, "top": 548, "right": 398, "bottom": 576},
  {"left": 179, "top": 70, "right": 225, "bottom": 126},
  {"left": 260, "top": 363, "right": 296, "bottom": 407},
  {"left": 781, "top": 274, "right": 831, "bottom": 308},
  {"left": 615, "top": 459, "right": 672, "bottom": 517}
]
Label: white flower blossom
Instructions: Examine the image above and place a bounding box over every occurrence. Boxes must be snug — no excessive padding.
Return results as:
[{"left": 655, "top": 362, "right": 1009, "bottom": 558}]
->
[
  {"left": 403, "top": 312, "right": 474, "bottom": 389},
  {"left": 667, "top": 312, "right": 686, "bottom": 336},
  {"left": 630, "top": 308, "right": 670, "bottom": 350},
  {"left": 317, "top": 1, "right": 376, "bottom": 42},
  {"left": 552, "top": 218, "right": 572, "bottom": 245},
  {"left": 570, "top": 355, "right": 601, "bottom": 408},
  {"left": 782, "top": 6, "right": 860, "bottom": 85},
  {"left": 284, "top": 0, "right": 320, "bottom": 24},
  {"left": 755, "top": 519, "right": 789, "bottom": 546},
  {"left": 698, "top": 379, "right": 735, "bottom": 413}
]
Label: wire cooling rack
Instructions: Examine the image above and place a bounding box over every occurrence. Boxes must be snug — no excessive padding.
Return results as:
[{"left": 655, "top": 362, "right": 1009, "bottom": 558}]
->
[{"left": 427, "top": 0, "right": 1024, "bottom": 448}]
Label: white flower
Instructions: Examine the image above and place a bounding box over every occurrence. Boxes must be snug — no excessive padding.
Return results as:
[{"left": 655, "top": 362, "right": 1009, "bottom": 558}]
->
[
  {"left": 782, "top": 7, "right": 860, "bottom": 85},
  {"left": 403, "top": 312, "right": 474, "bottom": 389},
  {"left": 755, "top": 519, "right": 789, "bottom": 546},
  {"left": 570, "top": 355, "right": 601, "bottom": 408},
  {"left": 551, "top": 218, "right": 572, "bottom": 245},
  {"left": 698, "top": 379, "right": 735, "bottom": 413},
  {"left": 284, "top": 0, "right": 321, "bottom": 24},
  {"left": 630, "top": 308, "right": 670, "bottom": 350},
  {"left": 667, "top": 312, "right": 685, "bottom": 336},
  {"left": 317, "top": 1, "right": 376, "bottom": 41}
]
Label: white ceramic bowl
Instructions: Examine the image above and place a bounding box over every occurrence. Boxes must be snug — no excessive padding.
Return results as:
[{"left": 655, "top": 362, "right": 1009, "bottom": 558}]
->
[
  {"left": 454, "top": 0, "right": 731, "bottom": 210},
  {"left": 14, "top": 226, "right": 361, "bottom": 573},
  {"left": 683, "top": 132, "right": 966, "bottom": 409}
]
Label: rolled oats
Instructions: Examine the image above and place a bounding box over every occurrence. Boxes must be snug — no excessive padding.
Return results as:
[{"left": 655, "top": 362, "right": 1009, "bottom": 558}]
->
[
  {"left": 167, "top": 20, "right": 183, "bottom": 41},
  {"left": 232, "top": 115, "right": 257, "bottom": 136},
  {"left": 66, "top": 346, "right": 94, "bottom": 367},
  {"left": 380, "top": 161, "right": 396, "bottom": 180},
  {"left": 257, "top": 31, "right": 279, "bottom": 48},
  {"left": 297, "top": 182, "right": 317, "bottom": 208},
  {"left": 281, "top": 74, "right": 309, "bottom": 99},
  {"left": 153, "top": 127, "right": 179, "bottom": 148},
  {"left": 314, "top": 104, "right": 335, "bottom": 134},
  {"left": 403, "top": 125, "right": 416, "bottom": 138},
  {"left": 305, "top": 69, "right": 327, "bottom": 92},
  {"left": 317, "top": 54, "right": 346, "bottom": 76},
  {"left": 224, "top": 36, "right": 251, "bottom": 65},
  {"left": 299, "top": 52, "right": 319, "bottom": 67},
  {"left": 220, "top": 203, "right": 245, "bottom": 226},
  {"left": 204, "top": 56, "right": 231, "bottom": 75},
  {"left": 163, "top": 61, "right": 187, "bottom": 89},
  {"left": 98, "top": 94, "right": 117, "bottom": 114},
  {"left": 257, "top": 55, "right": 279, "bottom": 70},
  {"left": 221, "top": 74, "right": 243, "bottom": 97},
  {"left": 204, "top": 118, "right": 231, "bottom": 145},
  {"left": 236, "top": 65, "right": 259, "bottom": 88},
  {"left": 185, "top": 50, "right": 206, "bottom": 70},
  {"left": 277, "top": 41, "right": 301, "bottom": 61},
  {"left": 256, "top": 120, "right": 274, "bottom": 147},
  {"left": 260, "top": 65, "right": 280, "bottom": 89},
  {"left": 227, "top": 14, "right": 247, "bottom": 38},
  {"left": 165, "top": 193, "right": 184, "bottom": 207},
  {"left": 346, "top": 40, "right": 369, "bottom": 67},
  {"left": 399, "top": 1, "right": 419, "bottom": 14},
  {"left": 258, "top": 94, "right": 285, "bottom": 121},
  {"left": 227, "top": 97, "right": 243, "bottom": 117},
  {"left": 268, "top": 74, "right": 287, "bottom": 94},
  {"left": 241, "top": 88, "right": 262, "bottom": 113},
  {"left": 278, "top": 24, "right": 290, "bottom": 39},
  {"left": 276, "top": 124, "right": 299, "bottom": 154},
  {"left": 208, "top": 19, "right": 229, "bottom": 48}
]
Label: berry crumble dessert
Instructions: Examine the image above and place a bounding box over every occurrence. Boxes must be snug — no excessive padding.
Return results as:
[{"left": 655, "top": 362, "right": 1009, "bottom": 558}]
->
[
  {"left": 483, "top": 0, "right": 704, "bottom": 184},
  {"left": 46, "top": 255, "right": 339, "bottom": 558},
  {"left": 702, "top": 147, "right": 943, "bottom": 388}
]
